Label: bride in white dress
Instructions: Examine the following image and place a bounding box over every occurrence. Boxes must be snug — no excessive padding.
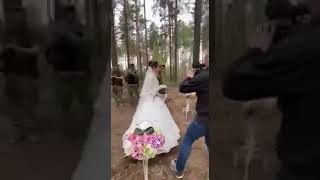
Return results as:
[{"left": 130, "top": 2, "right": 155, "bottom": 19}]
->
[{"left": 122, "top": 61, "right": 180, "bottom": 156}]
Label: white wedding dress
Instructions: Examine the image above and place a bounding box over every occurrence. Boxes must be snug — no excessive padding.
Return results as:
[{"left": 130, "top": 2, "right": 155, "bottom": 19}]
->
[{"left": 122, "top": 67, "right": 180, "bottom": 156}]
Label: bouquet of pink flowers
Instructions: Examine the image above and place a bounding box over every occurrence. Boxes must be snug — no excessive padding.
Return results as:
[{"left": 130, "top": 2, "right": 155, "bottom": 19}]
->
[
  {"left": 126, "top": 127, "right": 165, "bottom": 160},
  {"left": 124, "top": 121, "right": 165, "bottom": 180}
]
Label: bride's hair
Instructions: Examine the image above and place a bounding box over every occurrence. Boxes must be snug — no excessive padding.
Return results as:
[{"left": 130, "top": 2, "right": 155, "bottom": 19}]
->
[{"left": 149, "top": 61, "right": 159, "bottom": 69}]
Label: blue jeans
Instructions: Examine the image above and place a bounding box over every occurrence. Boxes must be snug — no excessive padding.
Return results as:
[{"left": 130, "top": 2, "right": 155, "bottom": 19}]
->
[{"left": 176, "top": 120, "right": 209, "bottom": 173}]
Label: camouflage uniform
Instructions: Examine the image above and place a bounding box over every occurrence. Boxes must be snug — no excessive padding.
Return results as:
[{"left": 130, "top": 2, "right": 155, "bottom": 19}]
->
[
  {"left": 111, "top": 68, "right": 124, "bottom": 105},
  {"left": 126, "top": 69, "right": 139, "bottom": 98}
]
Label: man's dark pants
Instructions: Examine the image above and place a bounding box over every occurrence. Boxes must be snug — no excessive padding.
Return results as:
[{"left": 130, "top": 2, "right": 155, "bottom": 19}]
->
[
  {"left": 127, "top": 84, "right": 139, "bottom": 97},
  {"left": 127, "top": 83, "right": 139, "bottom": 104},
  {"left": 175, "top": 117, "right": 209, "bottom": 173}
]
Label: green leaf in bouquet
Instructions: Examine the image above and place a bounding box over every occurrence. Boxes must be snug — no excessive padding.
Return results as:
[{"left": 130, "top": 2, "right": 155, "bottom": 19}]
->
[
  {"left": 134, "top": 128, "right": 144, "bottom": 135},
  {"left": 144, "top": 127, "right": 155, "bottom": 134}
]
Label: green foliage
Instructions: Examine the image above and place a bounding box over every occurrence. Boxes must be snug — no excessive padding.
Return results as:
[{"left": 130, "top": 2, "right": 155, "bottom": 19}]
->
[
  {"left": 177, "top": 21, "right": 193, "bottom": 49},
  {"left": 118, "top": 2, "right": 135, "bottom": 38},
  {"left": 148, "top": 22, "right": 167, "bottom": 64},
  {"left": 114, "top": 0, "right": 195, "bottom": 66},
  {"left": 116, "top": 0, "right": 146, "bottom": 57}
]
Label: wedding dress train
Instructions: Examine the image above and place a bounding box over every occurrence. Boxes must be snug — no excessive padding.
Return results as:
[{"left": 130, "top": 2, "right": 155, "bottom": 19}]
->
[{"left": 122, "top": 67, "right": 180, "bottom": 156}]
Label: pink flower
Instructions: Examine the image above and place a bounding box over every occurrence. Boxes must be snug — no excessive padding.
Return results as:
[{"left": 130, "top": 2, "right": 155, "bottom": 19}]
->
[{"left": 126, "top": 130, "right": 166, "bottom": 160}]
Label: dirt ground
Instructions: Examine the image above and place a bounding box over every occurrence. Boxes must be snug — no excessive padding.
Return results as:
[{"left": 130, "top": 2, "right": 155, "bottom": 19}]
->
[{"left": 111, "top": 87, "right": 209, "bottom": 180}]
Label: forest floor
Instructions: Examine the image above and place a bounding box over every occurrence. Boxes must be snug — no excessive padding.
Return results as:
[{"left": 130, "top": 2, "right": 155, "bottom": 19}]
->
[{"left": 111, "top": 87, "right": 209, "bottom": 180}]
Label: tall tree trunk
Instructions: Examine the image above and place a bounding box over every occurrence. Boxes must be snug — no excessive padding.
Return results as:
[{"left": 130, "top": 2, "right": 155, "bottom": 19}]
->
[
  {"left": 201, "top": 0, "right": 209, "bottom": 54},
  {"left": 209, "top": 1, "right": 216, "bottom": 180},
  {"left": 143, "top": 0, "right": 148, "bottom": 65},
  {"left": 168, "top": 2, "right": 173, "bottom": 81},
  {"left": 193, "top": 0, "right": 202, "bottom": 65},
  {"left": 111, "top": 8, "right": 118, "bottom": 66},
  {"left": 174, "top": 0, "right": 178, "bottom": 82},
  {"left": 123, "top": 0, "right": 130, "bottom": 67},
  {"left": 162, "top": 5, "right": 168, "bottom": 80},
  {"left": 135, "top": 0, "right": 142, "bottom": 76}
]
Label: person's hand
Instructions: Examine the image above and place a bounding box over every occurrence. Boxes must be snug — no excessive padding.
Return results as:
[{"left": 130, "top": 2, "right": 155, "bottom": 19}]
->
[
  {"left": 249, "top": 23, "right": 275, "bottom": 52},
  {"left": 187, "top": 69, "right": 195, "bottom": 78}
]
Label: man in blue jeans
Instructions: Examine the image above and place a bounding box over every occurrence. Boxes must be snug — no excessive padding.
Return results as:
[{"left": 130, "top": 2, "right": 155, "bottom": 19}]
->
[{"left": 170, "top": 56, "right": 209, "bottom": 179}]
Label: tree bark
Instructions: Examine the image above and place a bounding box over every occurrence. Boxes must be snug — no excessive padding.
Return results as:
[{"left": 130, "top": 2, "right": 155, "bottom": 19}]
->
[
  {"left": 162, "top": 6, "right": 168, "bottom": 80},
  {"left": 174, "top": 0, "right": 178, "bottom": 82},
  {"left": 143, "top": 0, "right": 148, "bottom": 65},
  {"left": 111, "top": 8, "right": 118, "bottom": 66},
  {"left": 201, "top": 0, "right": 209, "bottom": 54},
  {"left": 123, "top": 0, "right": 130, "bottom": 67},
  {"left": 192, "top": 0, "right": 202, "bottom": 65},
  {"left": 135, "top": 0, "right": 142, "bottom": 76},
  {"left": 212, "top": 0, "right": 223, "bottom": 79},
  {"left": 168, "top": 1, "right": 173, "bottom": 81}
]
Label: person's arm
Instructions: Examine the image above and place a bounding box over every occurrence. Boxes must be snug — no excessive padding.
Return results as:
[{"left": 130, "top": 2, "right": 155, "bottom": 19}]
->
[
  {"left": 179, "top": 71, "right": 207, "bottom": 93},
  {"left": 112, "top": 75, "right": 123, "bottom": 79},
  {"left": 223, "top": 37, "right": 314, "bottom": 101}
]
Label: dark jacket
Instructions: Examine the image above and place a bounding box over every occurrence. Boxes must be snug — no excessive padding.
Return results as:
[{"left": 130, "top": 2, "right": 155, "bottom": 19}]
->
[
  {"left": 180, "top": 70, "right": 209, "bottom": 122},
  {"left": 223, "top": 22, "right": 320, "bottom": 167}
]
